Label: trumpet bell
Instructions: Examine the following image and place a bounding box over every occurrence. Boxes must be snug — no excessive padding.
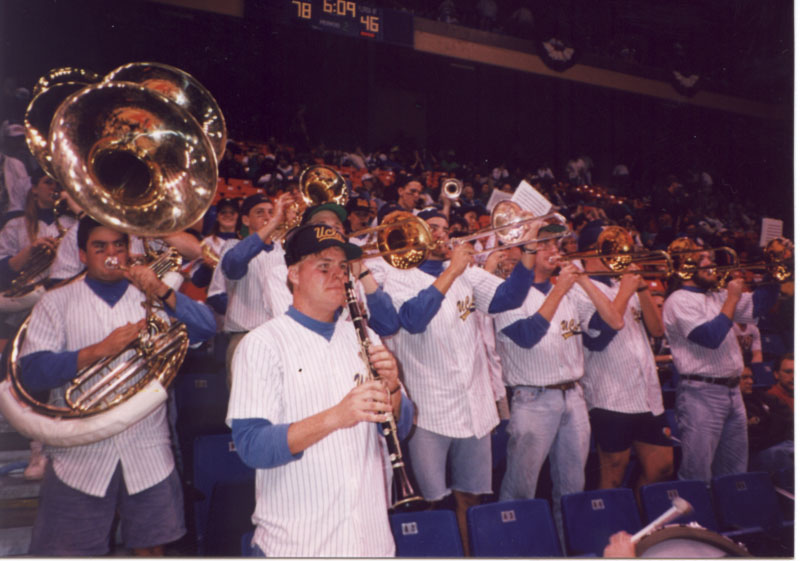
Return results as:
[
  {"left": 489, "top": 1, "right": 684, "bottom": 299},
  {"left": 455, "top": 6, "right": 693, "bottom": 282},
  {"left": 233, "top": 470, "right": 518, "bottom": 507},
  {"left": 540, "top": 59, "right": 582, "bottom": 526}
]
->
[
  {"left": 49, "top": 81, "right": 218, "bottom": 236},
  {"left": 299, "top": 164, "right": 350, "bottom": 208},
  {"left": 375, "top": 211, "right": 432, "bottom": 269},
  {"left": 492, "top": 201, "right": 534, "bottom": 245},
  {"left": 442, "top": 178, "right": 462, "bottom": 200},
  {"left": 104, "top": 62, "right": 227, "bottom": 161}
]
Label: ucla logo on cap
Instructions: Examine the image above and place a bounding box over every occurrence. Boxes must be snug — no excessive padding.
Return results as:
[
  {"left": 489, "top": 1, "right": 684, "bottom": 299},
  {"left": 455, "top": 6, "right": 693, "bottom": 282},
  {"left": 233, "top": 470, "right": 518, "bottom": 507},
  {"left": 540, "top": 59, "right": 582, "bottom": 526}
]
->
[{"left": 314, "top": 226, "right": 344, "bottom": 243}]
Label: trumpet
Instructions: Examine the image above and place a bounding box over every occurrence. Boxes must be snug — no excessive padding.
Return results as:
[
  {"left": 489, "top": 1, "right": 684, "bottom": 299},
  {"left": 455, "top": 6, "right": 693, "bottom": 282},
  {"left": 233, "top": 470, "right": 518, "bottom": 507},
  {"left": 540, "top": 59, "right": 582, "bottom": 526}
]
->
[{"left": 441, "top": 178, "right": 462, "bottom": 202}]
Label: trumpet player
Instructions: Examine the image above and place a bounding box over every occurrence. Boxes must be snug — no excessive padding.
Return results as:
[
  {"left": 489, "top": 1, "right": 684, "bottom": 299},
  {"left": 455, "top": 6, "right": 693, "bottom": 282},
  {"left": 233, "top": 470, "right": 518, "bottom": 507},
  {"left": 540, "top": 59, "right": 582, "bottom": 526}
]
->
[
  {"left": 663, "top": 243, "right": 780, "bottom": 482},
  {"left": 20, "top": 217, "right": 216, "bottom": 556},
  {"left": 493, "top": 223, "right": 623, "bottom": 547},
  {"left": 226, "top": 223, "right": 413, "bottom": 556},
  {"left": 380, "top": 208, "right": 539, "bottom": 555}
]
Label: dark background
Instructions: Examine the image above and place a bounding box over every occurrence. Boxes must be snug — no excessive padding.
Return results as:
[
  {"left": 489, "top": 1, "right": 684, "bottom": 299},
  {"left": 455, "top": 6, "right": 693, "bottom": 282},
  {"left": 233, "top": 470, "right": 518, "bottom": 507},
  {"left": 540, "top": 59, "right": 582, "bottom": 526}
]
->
[{"left": 1, "top": 0, "right": 793, "bottom": 225}]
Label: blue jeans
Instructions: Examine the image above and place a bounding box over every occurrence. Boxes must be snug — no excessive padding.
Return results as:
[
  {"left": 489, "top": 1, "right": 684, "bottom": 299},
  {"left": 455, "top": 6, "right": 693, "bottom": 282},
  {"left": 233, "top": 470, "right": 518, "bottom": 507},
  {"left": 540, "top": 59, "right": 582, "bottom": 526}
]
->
[
  {"left": 750, "top": 440, "right": 794, "bottom": 475},
  {"left": 675, "top": 379, "right": 748, "bottom": 482},
  {"left": 500, "top": 385, "right": 590, "bottom": 544}
]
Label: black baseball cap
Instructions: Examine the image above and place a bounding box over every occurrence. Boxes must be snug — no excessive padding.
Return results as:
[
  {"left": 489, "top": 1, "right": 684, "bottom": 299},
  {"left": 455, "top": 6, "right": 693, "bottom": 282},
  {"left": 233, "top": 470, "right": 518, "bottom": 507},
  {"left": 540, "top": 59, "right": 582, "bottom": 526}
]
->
[
  {"left": 284, "top": 223, "right": 362, "bottom": 266},
  {"left": 241, "top": 194, "right": 272, "bottom": 216}
]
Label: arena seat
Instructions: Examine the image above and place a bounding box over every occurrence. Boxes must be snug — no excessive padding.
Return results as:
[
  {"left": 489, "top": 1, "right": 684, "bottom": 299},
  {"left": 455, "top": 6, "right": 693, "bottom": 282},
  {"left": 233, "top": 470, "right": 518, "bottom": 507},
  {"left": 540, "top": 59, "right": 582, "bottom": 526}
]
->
[
  {"left": 561, "top": 488, "right": 642, "bottom": 556},
  {"left": 750, "top": 362, "right": 774, "bottom": 387},
  {"left": 390, "top": 509, "right": 463, "bottom": 557},
  {"left": 640, "top": 479, "right": 718, "bottom": 531},
  {"left": 204, "top": 477, "right": 256, "bottom": 556},
  {"left": 467, "top": 499, "right": 562, "bottom": 557},
  {"left": 191, "top": 433, "right": 254, "bottom": 554}
]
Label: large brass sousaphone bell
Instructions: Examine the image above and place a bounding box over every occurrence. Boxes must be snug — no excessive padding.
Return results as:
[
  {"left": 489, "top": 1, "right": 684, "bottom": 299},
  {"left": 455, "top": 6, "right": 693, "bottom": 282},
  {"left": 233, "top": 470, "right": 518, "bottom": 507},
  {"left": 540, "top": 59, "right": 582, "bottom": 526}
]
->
[{"left": 0, "top": 63, "right": 225, "bottom": 447}]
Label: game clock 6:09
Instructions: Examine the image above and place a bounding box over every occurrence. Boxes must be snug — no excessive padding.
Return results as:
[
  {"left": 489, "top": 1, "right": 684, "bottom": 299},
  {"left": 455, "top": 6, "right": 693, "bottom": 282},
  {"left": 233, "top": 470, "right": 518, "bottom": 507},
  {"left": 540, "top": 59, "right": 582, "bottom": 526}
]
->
[{"left": 290, "top": 0, "right": 383, "bottom": 39}]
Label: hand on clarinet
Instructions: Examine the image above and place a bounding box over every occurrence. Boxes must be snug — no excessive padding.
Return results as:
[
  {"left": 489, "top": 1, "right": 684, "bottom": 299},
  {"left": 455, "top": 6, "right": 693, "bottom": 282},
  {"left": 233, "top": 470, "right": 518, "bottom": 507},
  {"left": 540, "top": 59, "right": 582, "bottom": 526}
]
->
[{"left": 332, "top": 381, "right": 393, "bottom": 429}]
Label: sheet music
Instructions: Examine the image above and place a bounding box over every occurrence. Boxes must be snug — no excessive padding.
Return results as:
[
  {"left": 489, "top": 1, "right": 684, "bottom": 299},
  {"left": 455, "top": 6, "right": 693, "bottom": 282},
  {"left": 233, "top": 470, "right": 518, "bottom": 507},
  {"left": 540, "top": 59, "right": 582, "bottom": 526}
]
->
[
  {"left": 511, "top": 180, "right": 553, "bottom": 216},
  {"left": 759, "top": 217, "right": 783, "bottom": 247},
  {"left": 486, "top": 188, "right": 513, "bottom": 212}
]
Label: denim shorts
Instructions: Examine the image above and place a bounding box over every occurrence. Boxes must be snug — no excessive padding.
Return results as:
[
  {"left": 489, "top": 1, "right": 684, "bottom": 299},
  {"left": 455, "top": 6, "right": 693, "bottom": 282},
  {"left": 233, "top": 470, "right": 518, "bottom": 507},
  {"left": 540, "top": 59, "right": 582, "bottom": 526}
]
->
[
  {"left": 407, "top": 426, "right": 492, "bottom": 501},
  {"left": 29, "top": 462, "right": 185, "bottom": 555}
]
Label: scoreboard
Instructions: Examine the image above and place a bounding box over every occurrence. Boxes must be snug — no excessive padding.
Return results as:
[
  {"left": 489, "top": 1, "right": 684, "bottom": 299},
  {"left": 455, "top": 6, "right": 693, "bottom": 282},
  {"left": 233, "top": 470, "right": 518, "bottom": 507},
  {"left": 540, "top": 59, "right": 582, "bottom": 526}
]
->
[{"left": 286, "top": 0, "right": 413, "bottom": 46}]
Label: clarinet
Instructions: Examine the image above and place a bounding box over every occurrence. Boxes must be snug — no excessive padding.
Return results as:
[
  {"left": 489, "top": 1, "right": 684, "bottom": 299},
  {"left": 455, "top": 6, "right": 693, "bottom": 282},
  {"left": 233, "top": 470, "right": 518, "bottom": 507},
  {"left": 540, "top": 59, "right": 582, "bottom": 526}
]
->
[{"left": 344, "top": 270, "right": 424, "bottom": 511}]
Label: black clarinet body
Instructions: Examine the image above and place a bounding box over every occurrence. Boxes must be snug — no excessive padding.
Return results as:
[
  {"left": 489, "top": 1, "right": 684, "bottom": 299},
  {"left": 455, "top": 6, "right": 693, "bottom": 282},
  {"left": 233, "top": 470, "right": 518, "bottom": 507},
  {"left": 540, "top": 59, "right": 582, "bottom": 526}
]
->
[{"left": 344, "top": 273, "right": 424, "bottom": 511}]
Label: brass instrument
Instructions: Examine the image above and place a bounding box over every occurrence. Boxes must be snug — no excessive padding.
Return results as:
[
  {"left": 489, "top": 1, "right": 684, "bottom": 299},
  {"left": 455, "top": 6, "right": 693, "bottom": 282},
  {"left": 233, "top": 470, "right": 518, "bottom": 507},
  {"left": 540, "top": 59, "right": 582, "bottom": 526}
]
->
[
  {"left": 357, "top": 211, "right": 434, "bottom": 269},
  {"left": 1, "top": 194, "right": 71, "bottom": 300},
  {"left": 274, "top": 165, "right": 350, "bottom": 245},
  {"left": 343, "top": 269, "right": 424, "bottom": 510},
  {"left": 441, "top": 178, "right": 462, "bottom": 202},
  {"left": 0, "top": 62, "right": 224, "bottom": 446},
  {"left": 454, "top": 201, "right": 569, "bottom": 255},
  {"left": 666, "top": 238, "right": 739, "bottom": 282},
  {"left": 687, "top": 237, "right": 793, "bottom": 285},
  {"left": 561, "top": 226, "right": 673, "bottom": 277}
]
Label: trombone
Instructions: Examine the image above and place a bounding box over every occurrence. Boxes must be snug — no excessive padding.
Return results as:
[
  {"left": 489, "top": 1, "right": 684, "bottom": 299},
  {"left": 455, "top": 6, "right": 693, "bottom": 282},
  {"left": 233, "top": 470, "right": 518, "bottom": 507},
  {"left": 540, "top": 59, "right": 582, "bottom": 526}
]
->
[
  {"left": 352, "top": 201, "right": 571, "bottom": 268},
  {"left": 559, "top": 226, "right": 674, "bottom": 277}
]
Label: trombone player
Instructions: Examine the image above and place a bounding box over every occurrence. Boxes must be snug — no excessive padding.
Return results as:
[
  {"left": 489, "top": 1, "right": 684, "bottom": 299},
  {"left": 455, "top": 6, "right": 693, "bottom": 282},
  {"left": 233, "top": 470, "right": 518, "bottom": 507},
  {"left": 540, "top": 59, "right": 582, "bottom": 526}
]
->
[
  {"left": 662, "top": 240, "right": 780, "bottom": 482},
  {"left": 19, "top": 217, "right": 216, "bottom": 556}
]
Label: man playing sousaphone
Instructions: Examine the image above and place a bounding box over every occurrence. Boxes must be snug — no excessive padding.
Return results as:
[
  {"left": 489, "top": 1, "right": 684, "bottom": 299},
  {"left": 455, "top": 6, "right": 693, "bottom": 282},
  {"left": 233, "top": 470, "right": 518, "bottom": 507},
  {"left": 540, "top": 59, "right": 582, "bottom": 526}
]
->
[{"left": 19, "top": 216, "right": 216, "bottom": 556}]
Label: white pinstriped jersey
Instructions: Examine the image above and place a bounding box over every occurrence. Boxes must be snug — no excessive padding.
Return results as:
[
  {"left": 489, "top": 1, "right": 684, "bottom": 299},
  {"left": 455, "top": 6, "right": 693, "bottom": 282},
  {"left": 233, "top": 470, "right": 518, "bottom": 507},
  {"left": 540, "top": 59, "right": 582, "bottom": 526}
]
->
[
  {"left": 2, "top": 155, "right": 31, "bottom": 212},
  {"left": 494, "top": 284, "right": 587, "bottom": 386},
  {"left": 20, "top": 279, "right": 174, "bottom": 497},
  {"left": 0, "top": 215, "right": 77, "bottom": 282},
  {"left": 226, "top": 313, "right": 395, "bottom": 557},
  {"left": 383, "top": 265, "right": 501, "bottom": 439},
  {"left": 572, "top": 280, "right": 663, "bottom": 415},
  {"left": 260, "top": 245, "right": 293, "bottom": 318},
  {"left": 216, "top": 239, "right": 275, "bottom": 332},
  {"left": 663, "top": 287, "right": 756, "bottom": 378}
]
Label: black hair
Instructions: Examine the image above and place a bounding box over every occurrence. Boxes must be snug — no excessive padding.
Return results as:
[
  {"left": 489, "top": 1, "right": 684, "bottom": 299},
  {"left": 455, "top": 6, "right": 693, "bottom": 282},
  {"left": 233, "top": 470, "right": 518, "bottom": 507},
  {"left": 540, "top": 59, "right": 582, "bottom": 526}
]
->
[{"left": 77, "top": 216, "right": 128, "bottom": 251}]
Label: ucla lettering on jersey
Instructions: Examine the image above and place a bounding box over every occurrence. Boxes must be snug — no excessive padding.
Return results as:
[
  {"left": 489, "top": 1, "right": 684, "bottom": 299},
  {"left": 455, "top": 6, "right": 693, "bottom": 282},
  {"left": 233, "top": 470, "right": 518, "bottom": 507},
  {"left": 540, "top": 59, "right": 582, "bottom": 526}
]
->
[{"left": 457, "top": 295, "right": 476, "bottom": 321}]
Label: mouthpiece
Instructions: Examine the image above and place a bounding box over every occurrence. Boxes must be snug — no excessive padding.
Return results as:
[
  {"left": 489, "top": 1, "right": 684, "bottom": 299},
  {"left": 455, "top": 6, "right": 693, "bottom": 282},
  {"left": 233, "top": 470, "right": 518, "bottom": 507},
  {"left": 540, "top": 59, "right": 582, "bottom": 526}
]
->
[{"left": 104, "top": 256, "right": 121, "bottom": 269}]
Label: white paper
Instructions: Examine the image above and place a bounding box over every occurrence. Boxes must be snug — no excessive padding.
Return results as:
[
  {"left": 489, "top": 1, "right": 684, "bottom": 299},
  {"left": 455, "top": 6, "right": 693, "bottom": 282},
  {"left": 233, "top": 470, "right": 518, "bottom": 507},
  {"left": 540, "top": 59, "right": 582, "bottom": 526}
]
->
[
  {"left": 486, "top": 188, "right": 513, "bottom": 212},
  {"left": 511, "top": 180, "right": 553, "bottom": 216},
  {"left": 759, "top": 217, "right": 783, "bottom": 247}
]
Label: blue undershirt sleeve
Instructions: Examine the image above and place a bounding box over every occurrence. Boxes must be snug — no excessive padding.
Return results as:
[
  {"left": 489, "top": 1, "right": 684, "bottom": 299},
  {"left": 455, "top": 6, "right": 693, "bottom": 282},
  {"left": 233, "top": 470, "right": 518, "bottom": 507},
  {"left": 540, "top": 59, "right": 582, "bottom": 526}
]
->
[
  {"left": 501, "top": 312, "right": 550, "bottom": 349},
  {"left": 20, "top": 350, "right": 79, "bottom": 392},
  {"left": 231, "top": 418, "right": 303, "bottom": 469},
  {"left": 488, "top": 261, "right": 534, "bottom": 313},
  {"left": 398, "top": 285, "right": 445, "bottom": 334},
  {"left": 168, "top": 292, "right": 217, "bottom": 344},
  {"left": 396, "top": 393, "right": 414, "bottom": 441},
  {"left": 582, "top": 311, "right": 618, "bottom": 351},
  {"left": 221, "top": 234, "right": 269, "bottom": 280},
  {"left": 206, "top": 293, "right": 227, "bottom": 315},
  {"left": 753, "top": 284, "right": 779, "bottom": 317},
  {"left": 365, "top": 289, "right": 400, "bottom": 336},
  {"left": 687, "top": 313, "right": 733, "bottom": 349}
]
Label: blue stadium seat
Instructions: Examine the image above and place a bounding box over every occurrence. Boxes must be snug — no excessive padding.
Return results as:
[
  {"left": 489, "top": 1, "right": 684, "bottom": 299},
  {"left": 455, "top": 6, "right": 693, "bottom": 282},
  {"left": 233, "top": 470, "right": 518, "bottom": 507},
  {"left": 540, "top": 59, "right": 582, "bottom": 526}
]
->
[
  {"left": 711, "top": 471, "right": 794, "bottom": 556},
  {"left": 467, "top": 499, "right": 562, "bottom": 557},
  {"left": 204, "top": 478, "right": 256, "bottom": 556},
  {"left": 192, "top": 433, "right": 255, "bottom": 554},
  {"left": 390, "top": 509, "right": 463, "bottom": 557},
  {"left": 561, "top": 488, "right": 642, "bottom": 556},
  {"left": 640, "top": 480, "right": 718, "bottom": 531},
  {"left": 760, "top": 332, "right": 786, "bottom": 358},
  {"left": 711, "top": 471, "right": 785, "bottom": 534},
  {"left": 241, "top": 530, "right": 256, "bottom": 556}
]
